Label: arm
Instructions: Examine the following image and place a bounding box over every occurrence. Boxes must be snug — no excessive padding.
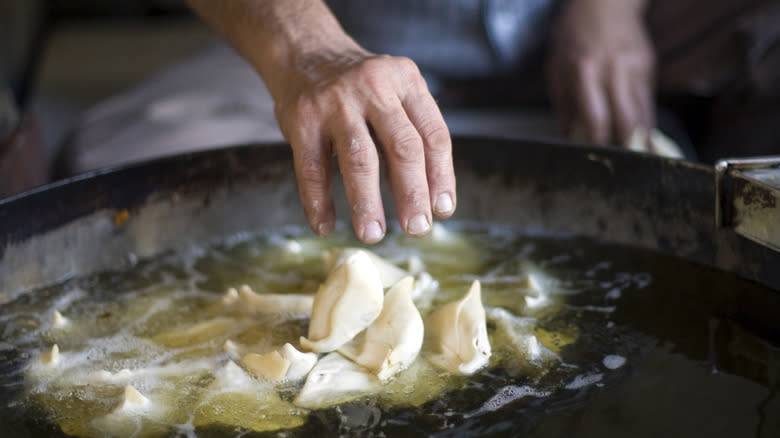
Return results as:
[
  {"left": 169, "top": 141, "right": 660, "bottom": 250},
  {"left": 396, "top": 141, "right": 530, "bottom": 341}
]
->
[
  {"left": 546, "top": 0, "right": 655, "bottom": 147},
  {"left": 186, "top": 0, "right": 456, "bottom": 243}
]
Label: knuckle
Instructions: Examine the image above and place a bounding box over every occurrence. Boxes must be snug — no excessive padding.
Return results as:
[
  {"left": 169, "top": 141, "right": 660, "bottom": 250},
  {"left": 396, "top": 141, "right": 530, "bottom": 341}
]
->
[
  {"left": 357, "top": 58, "right": 389, "bottom": 82},
  {"left": 356, "top": 56, "right": 423, "bottom": 90},
  {"left": 428, "top": 165, "right": 453, "bottom": 187},
  {"left": 418, "top": 119, "right": 450, "bottom": 151},
  {"left": 397, "top": 57, "right": 427, "bottom": 89},
  {"left": 395, "top": 56, "right": 420, "bottom": 75},
  {"left": 345, "top": 140, "right": 376, "bottom": 175},
  {"left": 284, "top": 94, "right": 318, "bottom": 122},
  {"left": 386, "top": 129, "right": 423, "bottom": 166},
  {"left": 409, "top": 71, "right": 428, "bottom": 91},
  {"left": 328, "top": 90, "right": 352, "bottom": 116},
  {"left": 298, "top": 155, "right": 326, "bottom": 185}
]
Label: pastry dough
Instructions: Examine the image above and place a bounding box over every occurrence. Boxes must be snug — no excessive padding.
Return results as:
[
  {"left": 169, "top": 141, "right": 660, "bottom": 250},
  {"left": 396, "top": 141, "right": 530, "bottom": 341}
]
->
[
  {"left": 325, "top": 249, "right": 438, "bottom": 303},
  {"left": 424, "top": 280, "right": 491, "bottom": 375},
  {"left": 52, "top": 310, "right": 70, "bottom": 328},
  {"left": 221, "top": 285, "right": 314, "bottom": 316},
  {"left": 281, "top": 343, "right": 319, "bottom": 381},
  {"left": 324, "top": 248, "right": 408, "bottom": 289},
  {"left": 39, "top": 344, "right": 60, "bottom": 366},
  {"left": 116, "top": 385, "right": 151, "bottom": 413},
  {"left": 486, "top": 307, "right": 558, "bottom": 373},
  {"left": 294, "top": 352, "right": 379, "bottom": 409},
  {"left": 241, "top": 350, "right": 290, "bottom": 381},
  {"left": 339, "top": 276, "right": 424, "bottom": 381},
  {"left": 300, "top": 250, "right": 384, "bottom": 352},
  {"left": 241, "top": 343, "right": 317, "bottom": 382}
]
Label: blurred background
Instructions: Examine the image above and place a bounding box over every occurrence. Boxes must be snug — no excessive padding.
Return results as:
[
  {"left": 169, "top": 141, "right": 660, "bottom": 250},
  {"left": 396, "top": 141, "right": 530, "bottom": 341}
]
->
[
  {"left": 1, "top": 0, "right": 218, "bottom": 193},
  {"left": 1, "top": 0, "right": 778, "bottom": 199},
  {"left": 2, "top": 0, "right": 565, "bottom": 198}
]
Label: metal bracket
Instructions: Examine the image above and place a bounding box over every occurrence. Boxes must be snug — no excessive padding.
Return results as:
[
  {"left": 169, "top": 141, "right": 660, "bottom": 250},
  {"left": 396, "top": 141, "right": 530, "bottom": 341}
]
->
[{"left": 716, "top": 157, "right": 780, "bottom": 252}]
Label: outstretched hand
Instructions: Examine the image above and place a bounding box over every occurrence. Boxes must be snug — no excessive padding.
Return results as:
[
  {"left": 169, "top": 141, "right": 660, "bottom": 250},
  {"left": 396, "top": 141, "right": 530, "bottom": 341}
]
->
[
  {"left": 272, "top": 48, "right": 455, "bottom": 244},
  {"left": 547, "top": 0, "right": 655, "bottom": 146},
  {"left": 186, "top": 0, "right": 456, "bottom": 244}
]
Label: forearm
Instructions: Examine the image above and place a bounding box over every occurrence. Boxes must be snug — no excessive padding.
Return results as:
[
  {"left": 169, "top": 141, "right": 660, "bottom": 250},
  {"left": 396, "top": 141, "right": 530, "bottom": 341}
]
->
[
  {"left": 187, "top": 0, "right": 455, "bottom": 243},
  {"left": 185, "top": 0, "right": 363, "bottom": 99}
]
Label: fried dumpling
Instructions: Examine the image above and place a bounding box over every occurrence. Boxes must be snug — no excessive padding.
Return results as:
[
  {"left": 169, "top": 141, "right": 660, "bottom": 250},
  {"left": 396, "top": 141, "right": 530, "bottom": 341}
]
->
[
  {"left": 241, "top": 343, "right": 317, "bottom": 382},
  {"left": 293, "top": 352, "right": 379, "bottom": 409},
  {"left": 339, "top": 277, "right": 423, "bottom": 381},
  {"left": 88, "top": 385, "right": 172, "bottom": 438},
  {"left": 410, "top": 271, "right": 439, "bottom": 309},
  {"left": 326, "top": 248, "right": 438, "bottom": 305},
  {"left": 300, "top": 251, "right": 383, "bottom": 352},
  {"left": 116, "top": 385, "right": 151, "bottom": 413},
  {"left": 281, "top": 343, "right": 319, "bottom": 380},
  {"left": 221, "top": 285, "right": 314, "bottom": 316},
  {"left": 324, "top": 248, "right": 408, "bottom": 289},
  {"left": 423, "top": 280, "right": 491, "bottom": 375},
  {"left": 39, "top": 344, "right": 61, "bottom": 366},
  {"left": 486, "top": 307, "right": 558, "bottom": 375},
  {"left": 241, "top": 350, "right": 289, "bottom": 381},
  {"left": 52, "top": 310, "right": 70, "bottom": 328}
]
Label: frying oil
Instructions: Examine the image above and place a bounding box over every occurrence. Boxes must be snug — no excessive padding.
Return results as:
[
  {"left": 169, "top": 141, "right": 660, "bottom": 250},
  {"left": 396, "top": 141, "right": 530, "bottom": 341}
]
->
[{"left": 1, "top": 222, "right": 778, "bottom": 437}]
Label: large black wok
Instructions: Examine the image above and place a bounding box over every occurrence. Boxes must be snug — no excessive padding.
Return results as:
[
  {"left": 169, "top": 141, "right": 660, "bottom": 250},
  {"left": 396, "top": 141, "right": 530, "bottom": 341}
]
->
[
  {"left": 0, "top": 136, "right": 778, "bottom": 436},
  {"left": 2, "top": 136, "right": 778, "bottom": 293}
]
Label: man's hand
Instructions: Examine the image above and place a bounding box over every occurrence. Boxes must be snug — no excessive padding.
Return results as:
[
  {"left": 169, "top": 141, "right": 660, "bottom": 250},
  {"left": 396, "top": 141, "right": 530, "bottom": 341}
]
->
[
  {"left": 273, "top": 49, "right": 455, "bottom": 244},
  {"left": 547, "top": 0, "right": 655, "bottom": 146},
  {"left": 186, "top": 0, "right": 455, "bottom": 244}
]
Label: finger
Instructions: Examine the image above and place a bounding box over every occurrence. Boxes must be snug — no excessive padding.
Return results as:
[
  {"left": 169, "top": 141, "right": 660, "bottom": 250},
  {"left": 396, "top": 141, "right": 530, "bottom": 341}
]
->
[
  {"left": 636, "top": 84, "right": 661, "bottom": 154},
  {"left": 401, "top": 79, "right": 456, "bottom": 220},
  {"left": 331, "top": 115, "right": 386, "bottom": 244},
  {"left": 574, "top": 60, "right": 611, "bottom": 145},
  {"left": 546, "top": 58, "right": 575, "bottom": 137},
  {"left": 285, "top": 118, "right": 336, "bottom": 237},
  {"left": 369, "top": 101, "right": 432, "bottom": 237},
  {"left": 634, "top": 74, "right": 655, "bottom": 133},
  {"left": 606, "top": 61, "right": 643, "bottom": 145}
]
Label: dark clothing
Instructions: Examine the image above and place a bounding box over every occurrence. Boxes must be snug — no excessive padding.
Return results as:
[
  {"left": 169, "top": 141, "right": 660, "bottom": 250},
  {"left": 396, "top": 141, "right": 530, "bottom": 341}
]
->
[
  {"left": 649, "top": 0, "right": 780, "bottom": 161},
  {"left": 326, "top": 0, "right": 560, "bottom": 79},
  {"left": 332, "top": 0, "right": 780, "bottom": 161}
]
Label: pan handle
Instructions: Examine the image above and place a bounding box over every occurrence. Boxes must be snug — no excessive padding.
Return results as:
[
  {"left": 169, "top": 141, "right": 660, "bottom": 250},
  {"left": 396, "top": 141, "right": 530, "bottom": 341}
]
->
[{"left": 716, "top": 156, "right": 780, "bottom": 252}]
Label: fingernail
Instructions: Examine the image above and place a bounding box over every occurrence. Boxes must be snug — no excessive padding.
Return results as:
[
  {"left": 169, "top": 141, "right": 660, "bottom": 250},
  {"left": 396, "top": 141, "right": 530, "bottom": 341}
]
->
[
  {"left": 406, "top": 214, "right": 431, "bottom": 236},
  {"left": 362, "top": 221, "right": 384, "bottom": 243},
  {"left": 434, "top": 193, "right": 453, "bottom": 215},
  {"left": 317, "top": 221, "right": 334, "bottom": 236}
]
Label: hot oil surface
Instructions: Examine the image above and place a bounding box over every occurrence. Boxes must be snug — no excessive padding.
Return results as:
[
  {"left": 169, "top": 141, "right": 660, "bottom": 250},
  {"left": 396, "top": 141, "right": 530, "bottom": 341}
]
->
[{"left": 1, "top": 224, "right": 778, "bottom": 437}]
